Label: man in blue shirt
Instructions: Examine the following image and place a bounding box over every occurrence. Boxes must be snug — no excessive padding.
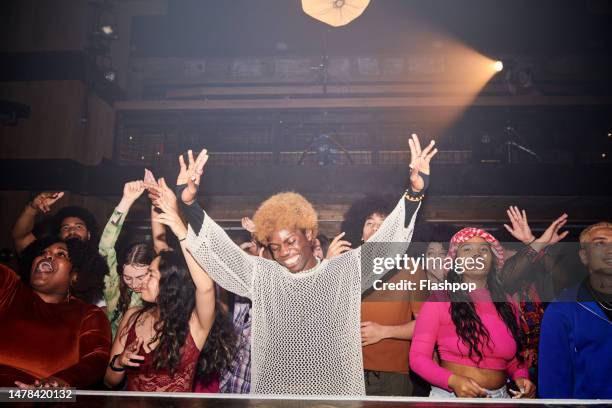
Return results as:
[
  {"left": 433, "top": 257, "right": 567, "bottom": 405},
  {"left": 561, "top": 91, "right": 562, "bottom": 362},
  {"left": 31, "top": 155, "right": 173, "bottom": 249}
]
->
[{"left": 538, "top": 222, "right": 612, "bottom": 399}]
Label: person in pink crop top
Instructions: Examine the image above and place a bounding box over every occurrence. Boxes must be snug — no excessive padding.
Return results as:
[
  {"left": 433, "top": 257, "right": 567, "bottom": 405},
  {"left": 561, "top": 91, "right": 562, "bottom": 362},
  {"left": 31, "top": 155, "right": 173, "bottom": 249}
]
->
[
  {"left": 104, "top": 178, "right": 236, "bottom": 391},
  {"left": 410, "top": 227, "right": 535, "bottom": 398}
]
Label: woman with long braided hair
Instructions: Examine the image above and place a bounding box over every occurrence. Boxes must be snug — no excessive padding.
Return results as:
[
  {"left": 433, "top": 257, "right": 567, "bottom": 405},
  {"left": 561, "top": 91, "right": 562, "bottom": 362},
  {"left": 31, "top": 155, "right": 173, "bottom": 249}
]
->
[{"left": 410, "top": 228, "right": 535, "bottom": 398}]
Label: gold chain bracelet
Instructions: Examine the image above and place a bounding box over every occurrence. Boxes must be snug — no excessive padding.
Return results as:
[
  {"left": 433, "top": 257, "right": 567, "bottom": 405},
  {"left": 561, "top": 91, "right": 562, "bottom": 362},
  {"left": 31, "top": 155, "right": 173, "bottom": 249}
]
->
[{"left": 404, "top": 192, "right": 424, "bottom": 202}]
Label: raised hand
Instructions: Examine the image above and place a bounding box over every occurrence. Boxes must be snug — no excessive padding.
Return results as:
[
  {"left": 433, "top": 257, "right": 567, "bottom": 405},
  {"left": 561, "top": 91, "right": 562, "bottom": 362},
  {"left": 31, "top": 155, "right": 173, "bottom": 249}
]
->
[
  {"left": 538, "top": 213, "right": 569, "bottom": 246},
  {"left": 325, "top": 232, "right": 352, "bottom": 259},
  {"left": 504, "top": 207, "right": 569, "bottom": 251},
  {"left": 177, "top": 149, "right": 209, "bottom": 205},
  {"left": 147, "top": 178, "right": 179, "bottom": 213},
  {"left": 408, "top": 134, "right": 437, "bottom": 193},
  {"left": 30, "top": 192, "right": 65, "bottom": 214},
  {"left": 504, "top": 206, "right": 535, "bottom": 244},
  {"left": 116, "top": 181, "right": 145, "bottom": 213},
  {"left": 153, "top": 178, "right": 187, "bottom": 240},
  {"left": 122, "top": 181, "right": 145, "bottom": 203}
]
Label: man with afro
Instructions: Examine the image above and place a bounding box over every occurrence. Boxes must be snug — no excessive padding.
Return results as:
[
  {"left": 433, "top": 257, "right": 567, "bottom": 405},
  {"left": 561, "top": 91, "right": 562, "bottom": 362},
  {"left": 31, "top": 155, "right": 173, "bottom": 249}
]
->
[{"left": 171, "top": 135, "right": 437, "bottom": 395}]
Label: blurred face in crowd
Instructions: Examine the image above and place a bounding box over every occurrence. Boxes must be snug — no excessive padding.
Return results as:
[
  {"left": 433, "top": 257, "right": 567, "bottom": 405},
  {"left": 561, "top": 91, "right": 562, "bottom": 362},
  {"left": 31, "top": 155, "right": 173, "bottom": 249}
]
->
[
  {"left": 362, "top": 212, "right": 386, "bottom": 242},
  {"left": 426, "top": 242, "right": 447, "bottom": 278},
  {"left": 580, "top": 227, "right": 612, "bottom": 277},
  {"left": 122, "top": 263, "right": 150, "bottom": 293},
  {"left": 456, "top": 236, "right": 493, "bottom": 280},
  {"left": 30, "top": 242, "right": 74, "bottom": 299},
  {"left": 59, "top": 216, "right": 90, "bottom": 241},
  {"left": 313, "top": 238, "right": 324, "bottom": 260},
  {"left": 140, "top": 256, "right": 161, "bottom": 303},
  {"left": 268, "top": 227, "right": 317, "bottom": 273}
]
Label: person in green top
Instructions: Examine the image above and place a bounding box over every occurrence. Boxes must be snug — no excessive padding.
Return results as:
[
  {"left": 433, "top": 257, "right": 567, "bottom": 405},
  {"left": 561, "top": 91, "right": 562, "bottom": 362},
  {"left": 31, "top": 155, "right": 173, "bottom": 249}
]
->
[{"left": 99, "top": 180, "right": 158, "bottom": 337}]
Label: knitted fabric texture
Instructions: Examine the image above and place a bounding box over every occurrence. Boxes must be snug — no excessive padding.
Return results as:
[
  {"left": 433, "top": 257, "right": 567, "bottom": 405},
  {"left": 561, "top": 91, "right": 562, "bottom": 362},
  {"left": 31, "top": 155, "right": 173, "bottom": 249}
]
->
[{"left": 186, "top": 197, "right": 420, "bottom": 395}]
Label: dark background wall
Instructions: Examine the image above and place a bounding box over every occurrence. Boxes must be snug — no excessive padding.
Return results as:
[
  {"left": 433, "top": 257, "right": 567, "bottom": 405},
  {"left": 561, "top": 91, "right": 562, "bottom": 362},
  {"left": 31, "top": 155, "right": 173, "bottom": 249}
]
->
[{"left": 0, "top": 0, "right": 610, "bottom": 253}]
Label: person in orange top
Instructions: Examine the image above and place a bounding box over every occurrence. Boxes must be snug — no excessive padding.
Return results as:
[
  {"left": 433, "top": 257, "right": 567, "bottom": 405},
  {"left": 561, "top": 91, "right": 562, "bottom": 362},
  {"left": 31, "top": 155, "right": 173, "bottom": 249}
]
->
[{"left": 341, "top": 195, "right": 427, "bottom": 396}]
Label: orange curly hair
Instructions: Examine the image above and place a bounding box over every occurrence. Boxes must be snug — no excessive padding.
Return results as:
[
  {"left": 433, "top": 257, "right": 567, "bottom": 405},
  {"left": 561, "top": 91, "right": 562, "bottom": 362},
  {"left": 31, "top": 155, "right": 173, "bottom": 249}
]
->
[{"left": 252, "top": 192, "right": 318, "bottom": 245}]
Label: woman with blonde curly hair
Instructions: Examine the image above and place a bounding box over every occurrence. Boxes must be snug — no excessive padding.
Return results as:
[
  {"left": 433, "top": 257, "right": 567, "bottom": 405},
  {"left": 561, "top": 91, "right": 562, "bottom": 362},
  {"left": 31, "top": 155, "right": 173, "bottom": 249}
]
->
[{"left": 169, "top": 135, "right": 437, "bottom": 395}]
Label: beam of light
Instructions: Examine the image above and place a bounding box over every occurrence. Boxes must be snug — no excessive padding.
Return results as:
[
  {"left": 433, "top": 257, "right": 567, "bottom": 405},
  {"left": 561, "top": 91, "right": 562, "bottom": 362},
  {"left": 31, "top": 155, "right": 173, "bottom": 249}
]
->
[{"left": 403, "top": 32, "right": 506, "bottom": 140}]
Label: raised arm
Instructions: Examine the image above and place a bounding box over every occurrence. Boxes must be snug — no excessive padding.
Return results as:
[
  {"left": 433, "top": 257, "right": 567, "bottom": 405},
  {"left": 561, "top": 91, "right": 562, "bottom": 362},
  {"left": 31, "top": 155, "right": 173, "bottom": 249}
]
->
[
  {"left": 100, "top": 181, "right": 145, "bottom": 316},
  {"left": 360, "top": 135, "right": 436, "bottom": 291},
  {"left": 168, "top": 150, "right": 258, "bottom": 299},
  {"left": 12, "top": 192, "right": 64, "bottom": 254},
  {"left": 150, "top": 206, "right": 170, "bottom": 254},
  {"left": 502, "top": 208, "right": 569, "bottom": 293},
  {"left": 153, "top": 179, "right": 215, "bottom": 335}
]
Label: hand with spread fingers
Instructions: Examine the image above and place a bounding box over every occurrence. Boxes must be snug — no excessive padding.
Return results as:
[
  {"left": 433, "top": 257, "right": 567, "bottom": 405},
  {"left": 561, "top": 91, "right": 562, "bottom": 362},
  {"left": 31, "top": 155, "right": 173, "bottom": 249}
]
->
[
  {"left": 325, "top": 232, "right": 352, "bottom": 259},
  {"left": 537, "top": 213, "right": 569, "bottom": 247},
  {"left": 504, "top": 206, "right": 569, "bottom": 252},
  {"left": 504, "top": 206, "right": 535, "bottom": 244},
  {"left": 408, "top": 134, "right": 437, "bottom": 193},
  {"left": 177, "top": 149, "right": 209, "bottom": 205}
]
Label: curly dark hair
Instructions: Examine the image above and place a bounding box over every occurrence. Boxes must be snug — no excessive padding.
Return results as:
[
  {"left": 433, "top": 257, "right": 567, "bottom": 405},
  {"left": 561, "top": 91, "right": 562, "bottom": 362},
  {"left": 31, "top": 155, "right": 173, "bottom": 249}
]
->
[
  {"left": 113, "top": 242, "right": 155, "bottom": 324},
  {"left": 340, "top": 194, "right": 396, "bottom": 246},
  {"left": 20, "top": 236, "right": 105, "bottom": 304},
  {"left": 132, "top": 251, "right": 236, "bottom": 376},
  {"left": 53, "top": 206, "right": 99, "bottom": 241},
  {"left": 446, "top": 260, "right": 525, "bottom": 365}
]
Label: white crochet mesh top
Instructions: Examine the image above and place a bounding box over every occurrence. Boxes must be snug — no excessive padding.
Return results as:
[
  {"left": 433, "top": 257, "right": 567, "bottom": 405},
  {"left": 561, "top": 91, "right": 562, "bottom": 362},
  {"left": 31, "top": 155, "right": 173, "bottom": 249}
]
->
[{"left": 186, "top": 196, "right": 420, "bottom": 395}]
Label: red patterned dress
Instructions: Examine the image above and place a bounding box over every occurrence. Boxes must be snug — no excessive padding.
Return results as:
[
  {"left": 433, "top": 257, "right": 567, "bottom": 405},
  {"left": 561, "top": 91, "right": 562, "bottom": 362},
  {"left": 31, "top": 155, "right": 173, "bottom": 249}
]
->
[{"left": 125, "top": 321, "right": 200, "bottom": 392}]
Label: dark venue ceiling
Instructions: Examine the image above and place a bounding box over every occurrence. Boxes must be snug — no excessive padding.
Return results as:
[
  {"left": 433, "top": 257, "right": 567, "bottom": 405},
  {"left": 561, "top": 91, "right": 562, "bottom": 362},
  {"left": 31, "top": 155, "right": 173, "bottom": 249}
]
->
[
  {"left": 131, "top": 0, "right": 610, "bottom": 57},
  {"left": 0, "top": 0, "right": 610, "bottom": 239}
]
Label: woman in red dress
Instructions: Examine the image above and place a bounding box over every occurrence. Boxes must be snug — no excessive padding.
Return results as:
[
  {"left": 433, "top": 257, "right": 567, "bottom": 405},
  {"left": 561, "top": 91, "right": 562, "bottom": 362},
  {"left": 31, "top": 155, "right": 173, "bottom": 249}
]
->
[{"left": 104, "top": 180, "right": 235, "bottom": 392}]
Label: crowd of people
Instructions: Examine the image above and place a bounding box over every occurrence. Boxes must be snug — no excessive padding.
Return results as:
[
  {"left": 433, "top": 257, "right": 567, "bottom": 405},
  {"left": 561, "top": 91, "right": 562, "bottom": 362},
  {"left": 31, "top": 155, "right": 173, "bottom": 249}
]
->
[{"left": 0, "top": 135, "right": 610, "bottom": 399}]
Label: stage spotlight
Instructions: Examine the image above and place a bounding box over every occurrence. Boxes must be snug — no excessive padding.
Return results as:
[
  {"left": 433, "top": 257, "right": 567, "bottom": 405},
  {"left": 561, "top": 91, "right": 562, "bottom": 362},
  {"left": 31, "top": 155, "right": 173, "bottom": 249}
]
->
[
  {"left": 494, "top": 61, "right": 503, "bottom": 72},
  {"left": 101, "top": 25, "right": 114, "bottom": 36}
]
